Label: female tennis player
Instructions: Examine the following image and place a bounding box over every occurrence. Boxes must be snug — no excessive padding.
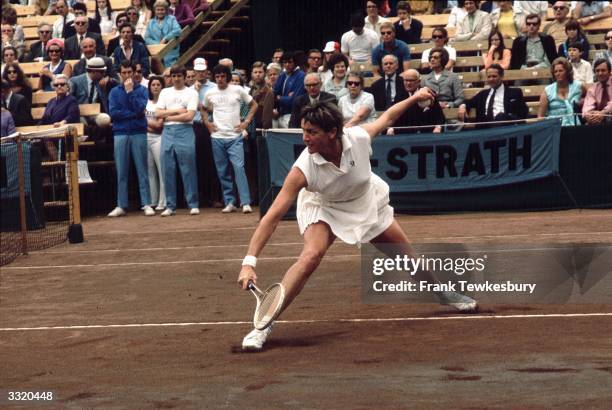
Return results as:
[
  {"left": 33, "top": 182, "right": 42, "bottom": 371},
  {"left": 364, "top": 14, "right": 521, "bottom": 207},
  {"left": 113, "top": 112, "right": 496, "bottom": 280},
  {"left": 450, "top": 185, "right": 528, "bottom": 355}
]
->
[{"left": 237, "top": 87, "right": 477, "bottom": 350}]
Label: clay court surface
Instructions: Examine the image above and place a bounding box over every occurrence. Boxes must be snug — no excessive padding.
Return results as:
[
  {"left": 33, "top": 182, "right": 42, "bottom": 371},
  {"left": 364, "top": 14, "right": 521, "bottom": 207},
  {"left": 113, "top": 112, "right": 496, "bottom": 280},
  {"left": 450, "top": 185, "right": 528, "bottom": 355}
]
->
[{"left": 1, "top": 209, "right": 611, "bottom": 408}]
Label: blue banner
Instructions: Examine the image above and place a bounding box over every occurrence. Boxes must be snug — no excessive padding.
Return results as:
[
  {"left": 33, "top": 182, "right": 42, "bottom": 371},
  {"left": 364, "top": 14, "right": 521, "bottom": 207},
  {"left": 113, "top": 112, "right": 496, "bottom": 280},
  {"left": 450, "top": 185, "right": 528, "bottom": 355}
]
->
[
  {"left": 266, "top": 119, "right": 561, "bottom": 192},
  {"left": 1, "top": 142, "right": 31, "bottom": 199}
]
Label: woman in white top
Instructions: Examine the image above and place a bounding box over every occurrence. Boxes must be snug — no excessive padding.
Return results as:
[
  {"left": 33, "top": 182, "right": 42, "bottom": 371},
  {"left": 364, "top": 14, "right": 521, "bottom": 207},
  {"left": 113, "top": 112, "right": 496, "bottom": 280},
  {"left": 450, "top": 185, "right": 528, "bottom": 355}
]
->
[
  {"left": 95, "top": 0, "right": 118, "bottom": 35},
  {"left": 132, "top": 0, "right": 152, "bottom": 37},
  {"left": 338, "top": 73, "right": 376, "bottom": 126},
  {"left": 421, "top": 27, "right": 456, "bottom": 71},
  {"left": 146, "top": 76, "right": 166, "bottom": 210},
  {"left": 446, "top": 2, "right": 468, "bottom": 27},
  {"left": 322, "top": 52, "right": 349, "bottom": 101},
  {"left": 237, "top": 89, "right": 478, "bottom": 350}
]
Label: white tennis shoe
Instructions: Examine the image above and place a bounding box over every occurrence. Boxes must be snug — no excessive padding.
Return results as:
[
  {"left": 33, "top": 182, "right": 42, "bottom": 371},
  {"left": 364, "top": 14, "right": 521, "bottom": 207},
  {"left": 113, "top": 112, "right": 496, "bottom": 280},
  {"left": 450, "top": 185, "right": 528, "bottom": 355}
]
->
[
  {"left": 221, "top": 203, "right": 237, "bottom": 213},
  {"left": 242, "top": 323, "right": 273, "bottom": 350},
  {"left": 107, "top": 207, "right": 126, "bottom": 217},
  {"left": 143, "top": 205, "right": 155, "bottom": 216},
  {"left": 438, "top": 291, "right": 478, "bottom": 313}
]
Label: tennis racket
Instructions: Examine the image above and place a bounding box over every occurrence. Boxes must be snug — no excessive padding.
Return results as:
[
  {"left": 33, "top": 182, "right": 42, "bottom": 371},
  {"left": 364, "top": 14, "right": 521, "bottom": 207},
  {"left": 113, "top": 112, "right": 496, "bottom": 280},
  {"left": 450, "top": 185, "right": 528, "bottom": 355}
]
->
[{"left": 248, "top": 281, "right": 285, "bottom": 330}]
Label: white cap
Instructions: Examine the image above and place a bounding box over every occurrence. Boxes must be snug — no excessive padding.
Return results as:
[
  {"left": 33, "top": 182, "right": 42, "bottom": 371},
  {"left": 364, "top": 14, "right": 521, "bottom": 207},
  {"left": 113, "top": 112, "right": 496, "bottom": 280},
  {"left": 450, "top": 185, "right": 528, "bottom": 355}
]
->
[
  {"left": 194, "top": 57, "right": 208, "bottom": 71},
  {"left": 322, "top": 41, "right": 339, "bottom": 53}
]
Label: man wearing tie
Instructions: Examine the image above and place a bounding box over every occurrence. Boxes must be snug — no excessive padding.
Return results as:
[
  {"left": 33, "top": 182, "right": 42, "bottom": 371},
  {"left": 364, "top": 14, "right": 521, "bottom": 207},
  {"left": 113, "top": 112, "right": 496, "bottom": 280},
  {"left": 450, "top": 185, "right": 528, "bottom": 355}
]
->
[
  {"left": 24, "top": 23, "right": 52, "bottom": 62},
  {"left": 366, "top": 54, "right": 408, "bottom": 111},
  {"left": 457, "top": 64, "right": 528, "bottom": 127},
  {"left": 582, "top": 59, "right": 612, "bottom": 125},
  {"left": 69, "top": 57, "right": 117, "bottom": 114},
  {"left": 64, "top": 16, "right": 105, "bottom": 60}
]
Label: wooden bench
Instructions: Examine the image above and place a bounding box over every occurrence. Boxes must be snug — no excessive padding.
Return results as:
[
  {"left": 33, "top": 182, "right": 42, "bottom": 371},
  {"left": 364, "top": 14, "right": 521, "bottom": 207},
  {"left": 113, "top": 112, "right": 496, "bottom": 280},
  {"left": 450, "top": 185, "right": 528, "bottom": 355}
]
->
[
  {"left": 14, "top": 5, "right": 38, "bottom": 17},
  {"left": 32, "top": 103, "right": 101, "bottom": 120},
  {"left": 20, "top": 60, "right": 80, "bottom": 76},
  {"left": 20, "top": 15, "right": 58, "bottom": 28},
  {"left": 16, "top": 123, "right": 85, "bottom": 135}
]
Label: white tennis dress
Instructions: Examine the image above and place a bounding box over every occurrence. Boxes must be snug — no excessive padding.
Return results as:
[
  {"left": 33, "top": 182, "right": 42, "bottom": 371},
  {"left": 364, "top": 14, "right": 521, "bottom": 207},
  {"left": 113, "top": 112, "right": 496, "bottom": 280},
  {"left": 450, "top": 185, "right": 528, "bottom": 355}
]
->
[{"left": 294, "top": 126, "right": 394, "bottom": 245}]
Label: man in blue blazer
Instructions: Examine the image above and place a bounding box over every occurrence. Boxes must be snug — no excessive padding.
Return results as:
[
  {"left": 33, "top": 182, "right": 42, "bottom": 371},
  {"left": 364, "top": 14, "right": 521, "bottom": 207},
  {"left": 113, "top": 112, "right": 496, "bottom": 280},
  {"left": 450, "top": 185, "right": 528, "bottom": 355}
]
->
[
  {"left": 112, "top": 23, "right": 150, "bottom": 77},
  {"left": 69, "top": 57, "right": 118, "bottom": 115}
]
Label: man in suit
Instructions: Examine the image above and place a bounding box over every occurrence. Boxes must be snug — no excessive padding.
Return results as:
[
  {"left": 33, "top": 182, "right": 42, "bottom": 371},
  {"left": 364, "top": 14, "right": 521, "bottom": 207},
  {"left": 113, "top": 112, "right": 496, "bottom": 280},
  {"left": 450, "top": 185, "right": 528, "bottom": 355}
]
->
[
  {"left": 288, "top": 73, "right": 337, "bottom": 128},
  {"left": 24, "top": 23, "right": 52, "bottom": 62},
  {"left": 64, "top": 16, "right": 106, "bottom": 60},
  {"left": 457, "top": 64, "right": 528, "bottom": 127},
  {"left": 106, "top": 16, "right": 148, "bottom": 59},
  {"left": 72, "top": 38, "right": 116, "bottom": 78},
  {"left": 455, "top": 0, "right": 492, "bottom": 41},
  {"left": 62, "top": 2, "right": 100, "bottom": 38},
  {"left": 69, "top": 57, "right": 117, "bottom": 114},
  {"left": 510, "top": 13, "right": 558, "bottom": 70},
  {"left": 112, "top": 23, "right": 150, "bottom": 77},
  {"left": 366, "top": 54, "right": 408, "bottom": 111},
  {"left": 2, "top": 80, "right": 33, "bottom": 127},
  {"left": 388, "top": 69, "right": 445, "bottom": 134}
]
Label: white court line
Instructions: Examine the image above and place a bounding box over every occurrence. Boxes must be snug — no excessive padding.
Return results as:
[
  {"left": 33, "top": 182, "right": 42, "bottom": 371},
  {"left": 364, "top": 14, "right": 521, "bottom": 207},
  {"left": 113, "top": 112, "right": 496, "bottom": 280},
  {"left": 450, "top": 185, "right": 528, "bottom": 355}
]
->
[
  {"left": 4, "top": 245, "right": 610, "bottom": 270},
  {"left": 33, "top": 231, "right": 612, "bottom": 254},
  {"left": 1, "top": 312, "right": 611, "bottom": 332}
]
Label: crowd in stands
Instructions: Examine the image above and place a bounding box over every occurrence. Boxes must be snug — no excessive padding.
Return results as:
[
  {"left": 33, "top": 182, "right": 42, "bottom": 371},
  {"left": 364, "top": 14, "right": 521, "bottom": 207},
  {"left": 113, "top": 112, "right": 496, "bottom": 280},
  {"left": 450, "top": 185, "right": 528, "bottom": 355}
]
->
[{"left": 1, "top": 0, "right": 612, "bottom": 216}]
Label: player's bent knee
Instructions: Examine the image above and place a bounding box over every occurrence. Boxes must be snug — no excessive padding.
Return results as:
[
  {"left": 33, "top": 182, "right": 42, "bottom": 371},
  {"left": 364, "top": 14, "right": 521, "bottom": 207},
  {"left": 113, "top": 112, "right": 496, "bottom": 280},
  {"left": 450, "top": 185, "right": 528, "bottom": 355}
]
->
[{"left": 299, "top": 248, "right": 326, "bottom": 272}]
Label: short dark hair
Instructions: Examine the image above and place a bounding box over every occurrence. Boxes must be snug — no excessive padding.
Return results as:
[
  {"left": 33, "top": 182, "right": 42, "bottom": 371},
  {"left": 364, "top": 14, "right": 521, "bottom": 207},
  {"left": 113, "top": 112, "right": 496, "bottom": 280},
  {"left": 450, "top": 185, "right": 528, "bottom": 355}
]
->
[
  {"left": 212, "top": 64, "right": 231, "bottom": 81},
  {"left": 328, "top": 53, "right": 349, "bottom": 71},
  {"left": 525, "top": 13, "right": 541, "bottom": 24},
  {"left": 118, "top": 22, "right": 134, "bottom": 33},
  {"left": 251, "top": 61, "right": 266, "bottom": 70},
  {"left": 565, "top": 18, "right": 581, "bottom": 33},
  {"left": 593, "top": 58, "right": 611, "bottom": 72},
  {"left": 487, "top": 63, "right": 504, "bottom": 77},
  {"left": 307, "top": 48, "right": 322, "bottom": 57},
  {"left": 432, "top": 27, "right": 449, "bottom": 44},
  {"left": 73, "top": 2, "right": 87, "bottom": 12},
  {"left": 300, "top": 101, "right": 344, "bottom": 138},
  {"left": 280, "top": 50, "right": 297, "bottom": 63},
  {"left": 170, "top": 65, "right": 187, "bottom": 76},
  {"left": 115, "top": 12, "right": 128, "bottom": 23},
  {"left": 350, "top": 13, "right": 365, "bottom": 29},
  {"left": 567, "top": 41, "right": 583, "bottom": 52},
  {"left": 147, "top": 75, "right": 164, "bottom": 99},
  {"left": 120, "top": 60, "right": 135, "bottom": 71},
  {"left": 396, "top": 1, "right": 411, "bottom": 14},
  {"left": 430, "top": 47, "right": 449, "bottom": 67}
]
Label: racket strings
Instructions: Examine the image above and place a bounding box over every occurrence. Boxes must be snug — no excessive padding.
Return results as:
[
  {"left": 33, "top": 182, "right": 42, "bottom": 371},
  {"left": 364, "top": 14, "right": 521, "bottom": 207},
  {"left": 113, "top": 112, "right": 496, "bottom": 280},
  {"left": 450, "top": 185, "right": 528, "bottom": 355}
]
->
[{"left": 254, "top": 286, "right": 283, "bottom": 328}]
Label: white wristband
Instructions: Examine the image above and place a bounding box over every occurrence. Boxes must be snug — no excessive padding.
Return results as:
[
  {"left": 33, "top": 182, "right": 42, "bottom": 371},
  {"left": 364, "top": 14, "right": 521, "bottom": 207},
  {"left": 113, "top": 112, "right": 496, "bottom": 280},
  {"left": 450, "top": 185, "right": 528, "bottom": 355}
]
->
[{"left": 242, "top": 255, "right": 257, "bottom": 267}]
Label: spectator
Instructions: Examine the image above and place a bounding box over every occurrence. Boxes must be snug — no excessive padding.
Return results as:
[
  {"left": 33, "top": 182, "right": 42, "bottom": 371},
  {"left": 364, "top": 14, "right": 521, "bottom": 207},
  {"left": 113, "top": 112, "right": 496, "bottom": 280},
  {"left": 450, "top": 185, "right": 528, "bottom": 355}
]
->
[
  {"left": 567, "top": 42, "right": 593, "bottom": 84},
  {"left": 126, "top": 6, "right": 144, "bottom": 37},
  {"left": 341, "top": 13, "right": 379, "bottom": 63},
  {"left": 322, "top": 53, "right": 349, "bottom": 101},
  {"left": 514, "top": 0, "right": 549, "bottom": 31},
  {"left": 24, "top": 23, "right": 52, "bottom": 63},
  {"left": 95, "top": 0, "right": 118, "bottom": 36},
  {"left": 39, "top": 74, "right": 79, "bottom": 159},
  {"left": 135, "top": 63, "right": 148, "bottom": 87},
  {"left": 371, "top": 22, "right": 411, "bottom": 75},
  {"left": 367, "top": 54, "right": 408, "bottom": 111},
  {"left": 131, "top": 0, "right": 152, "bottom": 36},
  {"left": 1, "top": 47, "right": 18, "bottom": 75},
  {"left": 544, "top": 1, "right": 572, "bottom": 48},
  {"left": 458, "top": 64, "right": 528, "bottom": 125},
  {"left": 572, "top": 1, "right": 612, "bottom": 25},
  {"left": 483, "top": 30, "right": 511, "bottom": 70},
  {"left": 64, "top": 15, "right": 106, "bottom": 60},
  {"left": 289, "top": 72, "right": 337, "bottom": 128},
  {"left": 1, "top": 24, "right": 24, "bottom": 61},
  {"left": 538, "top": 57, "right": 587, "bottom": 126},
  {"left": 2, "top": 78, "right": 32, "bottom": 127},
  {"left": 146, "top": 75, "right": 166, "bottom": 210},
  {"left": 421, "top": 27, "right": 456, "bottom": 72},
  {"left": 265, "top": 62, "right": 281, "bottom": 125},
  {"left": 2, "top": 5, "right": 24, "bottom": 48},
  {"left": 0, "top": 106, "right": 16, "bottom": 137},
  {"left": 114, "top": 23, "right": 150, "bottom": 77},
  {"left": 271, "top": 48, "right": 284, "bottom": 64},
  {"left": 305, "top": 49, "right": 323, "bottom": 74},
  {"left": 319, "top": 41, "right": 340, "bottom": 84},
  {"left": 203, "top": 64, "right": 257, "bottom": 214},
  {"left": 394, "top": 1, "right": 423, "bottom": 45},
  {"left": 510, "top": 14, "right": 557, "bottom": 70},
  {"left": 185, "top": 67, "right": 196, "bottom": 87},
  {"left": 583, "top": 58, "right": 612, "bottom": 125},
  {"left": 145, "top": 1, "right": 182, "bottom": 68},
  {"left": 107, "top": 60, "right": 153, "bottom": 217},
  {"left": 595, "top": 30, "right": 612, "bottom": 65},
  {"left": 447, "top": 0, "right": 468, "bottom": 28},
  {"left": 273, "top": 51, "right": 306, "bottom": 128},
  {"left": 106, "top": 14, "right": 147, "bottom": 57},
  {"left": 2, "top": 62, "right": 33, "bottom": 103},
  {"left": 250, "top": 61, "right": 274, "bottom": 129},
  {"left": 557, "top": 19, "right": 590, "bottom": 61},
  {"left": 338, "top": 72, "right": 376, "bottom": 126},
  {"left": 168, "top": 0, "right": 195, "bottom": 27},
  {"left": 365, "top": 0, "right": 389, "bottom": 39},
  {"left": 387, "top": 68, "right": 444, "bottom": 134},
  {"left": 52, "top": 0, "right": 74, "bottom": 39},
  {"left": 63, "top": 3, "right": 101, "bottom": 38},
  {"left": 421, "top": 47, "right": 464, "bottom": 108},
  {"left": 490, "top": 0, "right": 521, "bottom": 39},
  {"left": 38, "top": 39, "right": 73, "bottom": 92},
  {"left": 455, "top": 0, "right": 492, "bottom": 41},
  {"left": 70, "top": 56, "right": 118, "bottom": 114},
  {"left": 155, "top": 65, "right": 200, "bottom": 216},
  {"left": 219, "top": 58, "right": 234, "bottom": 71},
  {"left": 72, "top": 38, "right": 116, "bottom": 78}
]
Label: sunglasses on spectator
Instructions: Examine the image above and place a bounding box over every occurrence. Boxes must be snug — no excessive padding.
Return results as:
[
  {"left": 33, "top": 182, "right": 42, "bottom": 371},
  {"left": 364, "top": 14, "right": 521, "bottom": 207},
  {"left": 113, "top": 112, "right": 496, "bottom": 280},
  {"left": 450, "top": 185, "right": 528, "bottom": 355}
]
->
[
  {"left": 606, "top": 36, "right": 612, "bottom": 40},
  {"left": 304, "top": 83, "right": 320, "bottom": 87},
  {"left": 526, "top": 21, "right": 539, "bottom": 26},
  {"left": 346, "top": 81, "right": 361, "bottom": 86},
  {"left": 380, "top": 31, "right": 393, "bottom": 35},
  {"left": 432, "top": 35, "right": 445, "bottom": 39},
  {"left": 75, "top": 21, "right": 87, "bottom": 25},
  {"left": 553, "top": 6, "right": 567, "bottom": 11},
  {"left": 429, "top": 55, "right": 441, "bottom": 60},
  {"left": 48, "top": 49, "right": 61, "bottom": 53},
  {"left": 6, "top": 70, "right": 17, "bottom": 74},
  {"left": 53, "top": 82, "right": 67, "bottom": 87}
]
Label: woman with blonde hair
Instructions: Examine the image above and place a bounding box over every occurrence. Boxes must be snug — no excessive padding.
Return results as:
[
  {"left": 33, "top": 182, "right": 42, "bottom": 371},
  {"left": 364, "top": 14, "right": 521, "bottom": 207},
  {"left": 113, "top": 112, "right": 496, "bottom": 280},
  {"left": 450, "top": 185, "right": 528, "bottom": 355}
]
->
[{"left": 538, "top": 57, "right": 587, "bottom": 127}]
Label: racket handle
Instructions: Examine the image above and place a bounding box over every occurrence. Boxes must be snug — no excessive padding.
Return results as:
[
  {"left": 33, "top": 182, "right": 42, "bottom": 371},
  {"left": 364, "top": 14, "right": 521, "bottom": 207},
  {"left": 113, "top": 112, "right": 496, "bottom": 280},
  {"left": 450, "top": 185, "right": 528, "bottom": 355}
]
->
[{"left": 247, "top": 281, "right": 255, "bottom": 290}]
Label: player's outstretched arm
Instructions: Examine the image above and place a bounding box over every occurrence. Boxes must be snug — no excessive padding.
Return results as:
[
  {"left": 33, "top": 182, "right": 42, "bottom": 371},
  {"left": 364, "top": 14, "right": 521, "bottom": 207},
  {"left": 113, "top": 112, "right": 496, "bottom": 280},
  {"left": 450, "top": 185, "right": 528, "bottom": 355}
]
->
[
  {"left": 361, "top": 87, "right": 436, "bottom": 139},
  {"left": 238, "top": 167, "right": 307, "bottom": 289}
]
